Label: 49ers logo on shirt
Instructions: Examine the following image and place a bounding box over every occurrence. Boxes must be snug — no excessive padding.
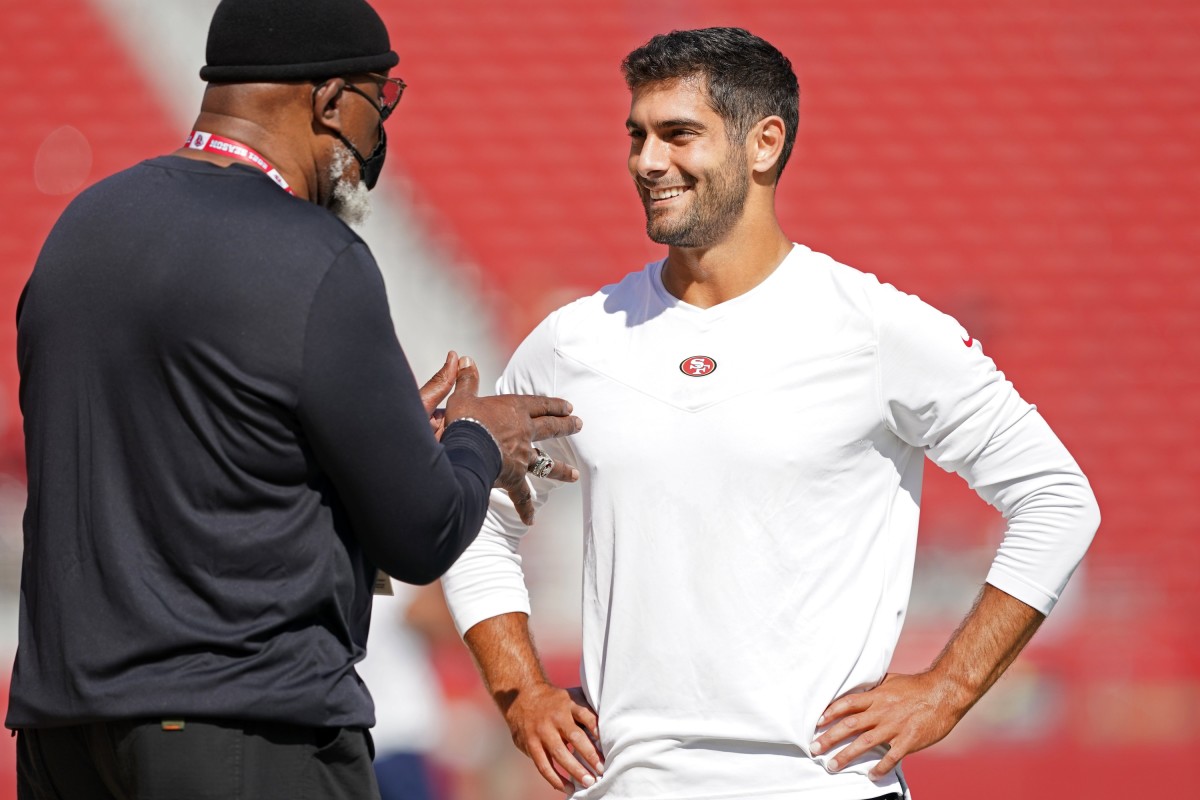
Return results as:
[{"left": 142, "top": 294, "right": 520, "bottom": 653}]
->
[{"left": 680, "top": 356, "right": 717, "bottom": 377}]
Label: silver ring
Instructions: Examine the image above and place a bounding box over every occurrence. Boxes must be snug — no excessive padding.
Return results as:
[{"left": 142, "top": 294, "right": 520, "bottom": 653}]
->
[{"left": 529, "top": 448, "right": 554, "bottom": 479}]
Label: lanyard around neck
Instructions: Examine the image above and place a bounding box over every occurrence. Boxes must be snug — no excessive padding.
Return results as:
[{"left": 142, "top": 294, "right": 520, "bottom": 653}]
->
[{"left": 185, "top": 131, "right": 294, "bottom": 195}]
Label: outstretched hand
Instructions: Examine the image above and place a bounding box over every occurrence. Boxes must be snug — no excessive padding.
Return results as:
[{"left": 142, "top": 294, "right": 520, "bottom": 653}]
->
[
  {"left": 811, "top": 671, "right": 969, "bottom": 781},
  {"left": 443, "top": 356, "right": 582, "bottom": 524}
]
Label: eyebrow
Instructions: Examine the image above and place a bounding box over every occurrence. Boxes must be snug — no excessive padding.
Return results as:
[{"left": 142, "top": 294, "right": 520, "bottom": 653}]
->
[{"left": 626, "top": 117, "right": 709, "bottom": 132}]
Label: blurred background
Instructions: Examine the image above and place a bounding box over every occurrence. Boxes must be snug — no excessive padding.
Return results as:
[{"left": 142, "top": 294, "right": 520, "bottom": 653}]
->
[{"left": 1, "top": 0, "right": 1197, "bottom": 797}]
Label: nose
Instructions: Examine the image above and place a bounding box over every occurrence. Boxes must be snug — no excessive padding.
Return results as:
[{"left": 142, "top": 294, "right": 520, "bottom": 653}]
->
[{"left": 631, "top": 135, "right": 669, "bottom": 179}]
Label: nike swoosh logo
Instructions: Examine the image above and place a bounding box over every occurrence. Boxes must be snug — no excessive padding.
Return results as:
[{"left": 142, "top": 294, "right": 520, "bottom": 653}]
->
[{"left": 962, "top": 335, "right": 974, "bottom": 347}]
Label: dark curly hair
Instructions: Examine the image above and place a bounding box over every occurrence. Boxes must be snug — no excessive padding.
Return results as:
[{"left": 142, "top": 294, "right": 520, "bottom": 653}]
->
[{"left": 622, "top": 27, "right": 800, "bottom": 181}]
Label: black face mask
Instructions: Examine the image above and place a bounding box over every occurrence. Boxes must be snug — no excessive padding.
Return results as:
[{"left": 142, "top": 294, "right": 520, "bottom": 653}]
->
[
  {"left": 335, "top": 81, "right": 393, "bottom": 191},
  {"left": 337, "top": 125, "right": 386, "bottom": 190}
]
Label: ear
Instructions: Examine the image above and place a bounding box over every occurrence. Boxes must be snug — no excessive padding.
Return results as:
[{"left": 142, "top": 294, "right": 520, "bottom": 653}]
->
[
  {"left": 749, "top": 115, "right": 786, "bottom": 179},
  {"left": 312, "top": 78, "right": 347, "bottom": 134}
]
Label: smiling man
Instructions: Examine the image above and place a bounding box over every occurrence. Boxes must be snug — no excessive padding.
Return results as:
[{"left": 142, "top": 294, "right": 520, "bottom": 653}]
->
[{"left": 441, "top": 27, "right": 1099, "bottom": 800}]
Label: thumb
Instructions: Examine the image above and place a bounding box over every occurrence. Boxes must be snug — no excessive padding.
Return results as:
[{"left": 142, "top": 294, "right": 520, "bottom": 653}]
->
[
  {"left": 419, "top": 351, "right": 458, "bottom": 416},
  {"left": 451, "top": 355, "right": 480, "bottom": 401}
]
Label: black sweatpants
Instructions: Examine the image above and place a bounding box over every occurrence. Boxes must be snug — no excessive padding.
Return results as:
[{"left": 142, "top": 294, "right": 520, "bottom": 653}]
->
[{"left": 15, "top": 719, "right": 379, "bottom": 800}]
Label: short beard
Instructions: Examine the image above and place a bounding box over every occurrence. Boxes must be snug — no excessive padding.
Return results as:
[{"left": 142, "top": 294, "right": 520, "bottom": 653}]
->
[
  {"left": 644, "top": 146, "right": 748, "bottom": 248},
  {"left": 327, "top": 141, "right": 373, "bottom": 228}
]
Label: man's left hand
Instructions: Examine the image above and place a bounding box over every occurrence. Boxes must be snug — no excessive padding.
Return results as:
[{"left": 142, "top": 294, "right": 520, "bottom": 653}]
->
[
  {"left": 419, "top": 351, "right": 459, "bottom": 439},
  {"left": 811, "top": 671, "right": 969, "bottom": 781}
]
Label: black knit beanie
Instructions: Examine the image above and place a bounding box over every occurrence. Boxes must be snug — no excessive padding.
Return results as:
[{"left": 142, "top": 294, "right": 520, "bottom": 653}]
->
[{"left": 199, "top": 0, "right": 399, "bottom": 82}]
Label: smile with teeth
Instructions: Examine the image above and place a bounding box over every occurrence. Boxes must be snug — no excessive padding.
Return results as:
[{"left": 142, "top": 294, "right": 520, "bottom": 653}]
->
[{"left": 649, "top": 186, "right": 689, "bottom": 201}]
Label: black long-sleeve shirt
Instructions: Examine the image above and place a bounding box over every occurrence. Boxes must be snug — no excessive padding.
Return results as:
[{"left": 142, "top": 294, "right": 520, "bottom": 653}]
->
[{"left": 6, "top": 156, "right": 499, "bottom": 728}]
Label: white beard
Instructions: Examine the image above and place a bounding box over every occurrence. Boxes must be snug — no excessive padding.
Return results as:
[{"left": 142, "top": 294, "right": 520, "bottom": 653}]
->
[{"left": 328, "top": 141, "right": 372, "bottom": 227}]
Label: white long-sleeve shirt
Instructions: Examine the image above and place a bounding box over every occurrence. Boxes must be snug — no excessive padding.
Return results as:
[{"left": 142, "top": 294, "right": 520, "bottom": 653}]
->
[{"left": 442, "top": 245, "right": 1099, "bottom": 800}]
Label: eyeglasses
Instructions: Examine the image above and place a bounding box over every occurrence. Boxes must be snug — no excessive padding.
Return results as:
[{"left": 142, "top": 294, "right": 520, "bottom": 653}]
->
[{"left": 341, "top": 73, "right": 406, "bottom": 122}]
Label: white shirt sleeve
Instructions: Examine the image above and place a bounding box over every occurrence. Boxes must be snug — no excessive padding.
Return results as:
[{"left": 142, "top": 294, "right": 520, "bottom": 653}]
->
[
  {"left": 440, "top": 312, "right": 572, "bottom": 636},
  {"left": 875, "top": 285, "right": 1100, "bottom": 614}
]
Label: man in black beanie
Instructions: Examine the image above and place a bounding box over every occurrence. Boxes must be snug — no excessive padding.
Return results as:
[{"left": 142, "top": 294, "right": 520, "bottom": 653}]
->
[{"left": 5, "top": 1, "right": 581, "bottom": 797}]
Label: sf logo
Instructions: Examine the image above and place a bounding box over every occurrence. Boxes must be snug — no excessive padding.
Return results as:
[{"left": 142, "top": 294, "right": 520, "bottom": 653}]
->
[{"left": 680, "top": 356, "right": 717, "bottom": 377}]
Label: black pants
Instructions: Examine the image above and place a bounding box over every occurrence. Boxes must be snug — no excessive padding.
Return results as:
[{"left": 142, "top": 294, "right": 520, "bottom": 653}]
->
[{"left": 16, "top": 719, "right": 380, "bottom": 800}]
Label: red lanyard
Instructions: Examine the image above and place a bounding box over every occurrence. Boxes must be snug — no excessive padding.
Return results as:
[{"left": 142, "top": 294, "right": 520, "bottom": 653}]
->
[{"left": 185, "top": 131, "right": 295, "bottom": 195}]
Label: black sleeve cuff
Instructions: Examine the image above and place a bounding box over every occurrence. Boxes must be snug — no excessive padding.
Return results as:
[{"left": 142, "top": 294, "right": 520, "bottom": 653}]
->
[{"left": 441, "top": 420, "right": 503, "bottom": 488}]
